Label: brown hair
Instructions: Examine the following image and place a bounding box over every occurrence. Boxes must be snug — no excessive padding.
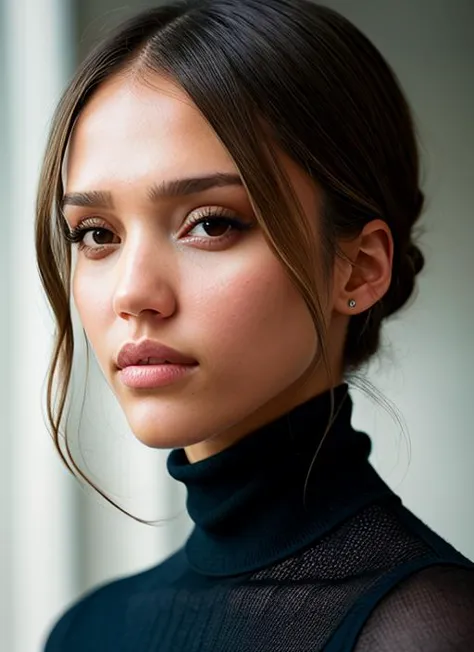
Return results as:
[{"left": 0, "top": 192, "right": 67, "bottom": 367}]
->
[{"left": 35, "top": 0, "right": 424, "bottom": 521}]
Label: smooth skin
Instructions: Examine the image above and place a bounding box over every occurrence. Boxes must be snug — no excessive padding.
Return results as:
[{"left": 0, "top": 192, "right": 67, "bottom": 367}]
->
[{"left": 63, "top": 73, "right": 393, "bottom": 463}]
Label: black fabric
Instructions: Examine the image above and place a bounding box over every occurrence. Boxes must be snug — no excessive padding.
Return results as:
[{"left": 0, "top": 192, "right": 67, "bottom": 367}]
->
[
  {"left": 44, "top": 385, "right": 474, "bottom": 651},
  {"left": 166, "top": 383, "right": 391, "bottom": 576},
  {"left": 354, "top": 565, "right": 474, "bottom": 651}
]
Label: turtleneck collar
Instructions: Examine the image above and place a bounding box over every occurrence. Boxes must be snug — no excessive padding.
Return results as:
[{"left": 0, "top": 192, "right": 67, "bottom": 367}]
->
[{"left": 167, "top": 384, "right": 393, "bottom": 577}]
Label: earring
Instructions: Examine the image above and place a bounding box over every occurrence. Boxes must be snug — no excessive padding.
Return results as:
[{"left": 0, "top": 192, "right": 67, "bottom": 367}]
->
[{"left": 348, "top": 299, "right": 357, "bottom": 309}]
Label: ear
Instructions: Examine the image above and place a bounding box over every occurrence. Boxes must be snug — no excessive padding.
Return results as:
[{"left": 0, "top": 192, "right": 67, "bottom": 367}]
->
[{"left": 332, "top": 219, "right": 393, "bottom": 316}]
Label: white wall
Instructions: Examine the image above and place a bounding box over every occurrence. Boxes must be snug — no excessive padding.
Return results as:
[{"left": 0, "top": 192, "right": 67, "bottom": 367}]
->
[
  {"left": 2, "top": 3, "right": 80, "bottom": 651},
  {"left": 0, "top": 2, "right": 13, "bottom": 648}
]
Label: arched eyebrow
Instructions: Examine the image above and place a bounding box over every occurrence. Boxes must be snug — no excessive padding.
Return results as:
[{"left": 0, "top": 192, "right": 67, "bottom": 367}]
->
[{"left": 61, "top": 173, "right": 243, "bottom": 210}]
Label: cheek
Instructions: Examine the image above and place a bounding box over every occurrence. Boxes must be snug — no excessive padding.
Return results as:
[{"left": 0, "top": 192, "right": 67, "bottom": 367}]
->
[
  {"left": 187, "top": 250, "right": 317, "bottom": 377},
  {"left": 72, "top": 266, "right": 113, "bottom": 353}
]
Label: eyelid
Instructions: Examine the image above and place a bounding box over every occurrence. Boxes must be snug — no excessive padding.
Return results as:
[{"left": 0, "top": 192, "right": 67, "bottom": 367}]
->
[
  {"left": 67, "top": 206, "right": 246, "bottom": 231},
  {"left": 65, "top": 215, "right": 110, "bottom": 231},
  {"left": 64, "top": 216, "right": 114, "bottom": 246},
  {"left": 183, "top": 205, "right": 242, "bottom": 228}
]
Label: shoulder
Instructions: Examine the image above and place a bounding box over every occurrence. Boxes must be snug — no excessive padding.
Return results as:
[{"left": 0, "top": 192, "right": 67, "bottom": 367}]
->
[
  {"left": 44, "top": 577, "right": 129, "bottom": 651},
  {"left": 354, "top": 564, "right": 474, "bottom": 652},
  {"left": 44, "top": 570, "right": 145, "bottom": 651},
  {"left": 44, "top": 548, "right": 185, "bottom": 651}
]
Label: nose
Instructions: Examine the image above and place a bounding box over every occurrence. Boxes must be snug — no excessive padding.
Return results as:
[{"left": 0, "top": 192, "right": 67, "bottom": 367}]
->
[{"left": 112, "top": 237, "right": 177, "bottom": 321}]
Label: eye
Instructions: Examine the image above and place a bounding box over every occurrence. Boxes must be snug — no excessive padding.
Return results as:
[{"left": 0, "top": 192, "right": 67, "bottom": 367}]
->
[
  {"left": 186, "top": 216, "right": 248, "bottom": 239},
  {"left": 63, "top": 208, "right": 255, "bottom": 259},
  {"left": 79, "top": 228, "right": 118, "bottom": 247},
  {"left": 183, "top": 208, "right": 254, "bottom": 243},
  {"left": 64, "top": 219, "right": 120, "bottom": 258}
]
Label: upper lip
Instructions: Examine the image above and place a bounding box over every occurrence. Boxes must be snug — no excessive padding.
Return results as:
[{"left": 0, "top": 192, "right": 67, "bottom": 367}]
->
[{"left": 115, "top": 339, "right": 197, "bottom": 369}]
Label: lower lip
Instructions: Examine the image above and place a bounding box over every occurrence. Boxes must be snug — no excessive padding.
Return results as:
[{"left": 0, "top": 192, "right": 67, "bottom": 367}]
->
[{"left": 118, "top": 363, "right": 198, "bottom": 389}]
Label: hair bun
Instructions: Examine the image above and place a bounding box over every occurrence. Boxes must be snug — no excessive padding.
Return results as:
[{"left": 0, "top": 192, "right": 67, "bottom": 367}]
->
[
  {"left": 406, "top": 241, "right": 425, "bottom": 276},
  {"left": 381, "top": 239, "right": 424, "bottom": 321},
  {"left": 414, "top": 189, "right": 425, "bottom": 218}
]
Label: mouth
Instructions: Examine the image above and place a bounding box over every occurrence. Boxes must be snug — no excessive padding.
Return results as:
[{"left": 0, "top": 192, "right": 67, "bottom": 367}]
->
[
  {"left": 115, "top": 339, "right": 198, "bottom": 388},
  {"left": 116, "top": 340, "right": 197, "bottom": 369}
]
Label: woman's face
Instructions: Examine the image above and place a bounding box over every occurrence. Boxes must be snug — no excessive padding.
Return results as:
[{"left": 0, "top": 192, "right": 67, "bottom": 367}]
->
[{"left": 64, "top": 73, "right": 334, "bottom": 461}]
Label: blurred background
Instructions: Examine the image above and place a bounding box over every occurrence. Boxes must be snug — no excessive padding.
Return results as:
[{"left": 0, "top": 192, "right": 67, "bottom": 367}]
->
[{"left": 1, "top": 0, "right": 473, "bottom": 650}]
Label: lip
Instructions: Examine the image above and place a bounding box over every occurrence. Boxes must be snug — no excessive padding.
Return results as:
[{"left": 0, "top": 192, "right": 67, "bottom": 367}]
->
[
  {"left": 118, "top": 363, "right": 198, "bottom": 389},
  {"left": 115, "top": 339, "right": 198, "bottom": 370},
  {"left": 115, "top": 339, "right": 198, "bottom": 389}
]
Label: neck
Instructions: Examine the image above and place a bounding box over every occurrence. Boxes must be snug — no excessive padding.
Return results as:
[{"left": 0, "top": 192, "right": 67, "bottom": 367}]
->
[
  {"left": 168, "top": 383, "right": 393, "bottom": 576},
  {"left": 185, "top": 370, "right": 342, "bottom": 463}
]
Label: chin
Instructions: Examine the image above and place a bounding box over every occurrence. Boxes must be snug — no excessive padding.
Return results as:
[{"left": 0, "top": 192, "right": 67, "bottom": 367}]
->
[{"left": 121, "top": 397, "right": 210, "bottom": 450}]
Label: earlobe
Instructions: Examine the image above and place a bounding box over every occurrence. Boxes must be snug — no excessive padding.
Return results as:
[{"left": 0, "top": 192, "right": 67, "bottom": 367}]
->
[{"left": 333, "top": 219, "right": 393, "bottom": 317}]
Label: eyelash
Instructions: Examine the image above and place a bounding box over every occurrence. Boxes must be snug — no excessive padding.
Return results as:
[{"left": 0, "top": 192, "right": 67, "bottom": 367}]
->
[{"left": 64, "top": 208, "right": 253, "bottom": 257}]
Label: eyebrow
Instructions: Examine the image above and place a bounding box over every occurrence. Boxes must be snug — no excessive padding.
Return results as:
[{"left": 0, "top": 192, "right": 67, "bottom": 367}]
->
[{"left": 61, "top": 173, "right": 244, "bottom": 210}]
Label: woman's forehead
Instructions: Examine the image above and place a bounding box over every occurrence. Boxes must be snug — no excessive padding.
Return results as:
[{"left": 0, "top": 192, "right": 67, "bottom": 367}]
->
[{"left": 65, "top": 74, "right": 236, "bottom": 192}]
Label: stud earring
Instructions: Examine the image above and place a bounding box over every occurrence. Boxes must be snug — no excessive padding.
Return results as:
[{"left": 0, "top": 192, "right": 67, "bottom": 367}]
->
[{"left": 348, "top": 299, "right": 357, "bottom": 309}]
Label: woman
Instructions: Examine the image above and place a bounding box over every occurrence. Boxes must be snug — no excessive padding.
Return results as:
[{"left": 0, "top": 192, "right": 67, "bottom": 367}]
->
[{"left": 37, "top": 0, "right": 474, "bottom": 649}]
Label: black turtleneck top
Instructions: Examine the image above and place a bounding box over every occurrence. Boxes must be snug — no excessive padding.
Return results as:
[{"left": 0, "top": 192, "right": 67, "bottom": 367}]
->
[{"left": 44, "top": 384, "right": 474, "bottom": 651}]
